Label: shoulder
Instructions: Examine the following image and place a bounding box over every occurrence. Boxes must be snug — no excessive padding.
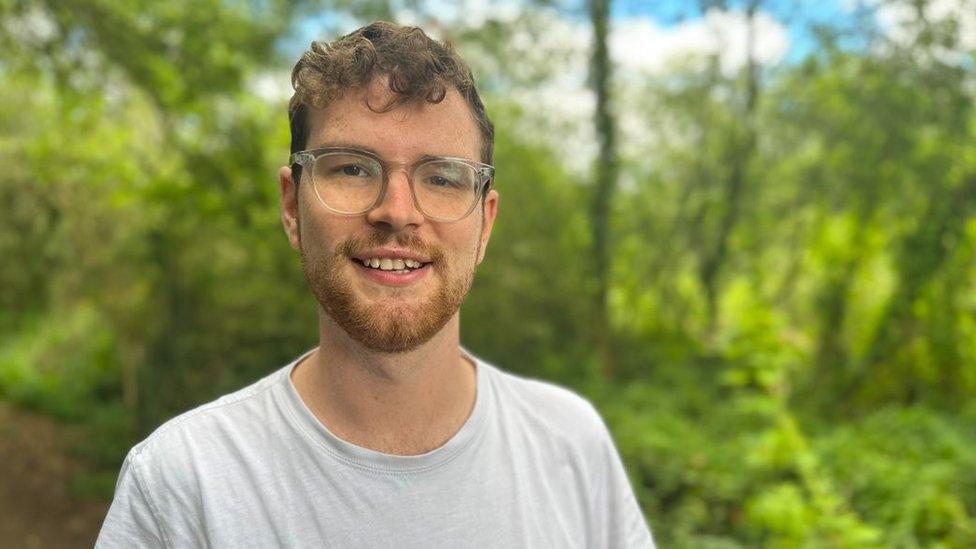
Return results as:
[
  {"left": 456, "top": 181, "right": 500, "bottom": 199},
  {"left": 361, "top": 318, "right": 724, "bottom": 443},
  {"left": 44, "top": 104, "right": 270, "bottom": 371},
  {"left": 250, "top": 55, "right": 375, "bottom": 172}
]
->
[
  {"left": 125, "top": 365, "right": 287, "bottom": 481},
  {"left": 478, "top": 359, "right": 610, "bottom": 447}
]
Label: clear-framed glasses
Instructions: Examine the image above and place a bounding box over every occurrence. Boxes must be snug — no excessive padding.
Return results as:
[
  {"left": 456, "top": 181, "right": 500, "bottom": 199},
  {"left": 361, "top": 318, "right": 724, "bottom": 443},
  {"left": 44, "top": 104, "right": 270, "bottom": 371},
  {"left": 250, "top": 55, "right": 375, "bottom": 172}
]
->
[{"left": 289, "top": 147, "right": 494, "bottom": 223}]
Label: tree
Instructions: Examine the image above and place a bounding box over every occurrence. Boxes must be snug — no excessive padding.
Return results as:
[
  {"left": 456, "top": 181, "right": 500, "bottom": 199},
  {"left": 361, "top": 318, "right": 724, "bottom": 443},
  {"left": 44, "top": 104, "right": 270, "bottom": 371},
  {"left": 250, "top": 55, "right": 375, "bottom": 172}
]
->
[{"left": 588, "top": 0, "right": 618, "bottom": 378}]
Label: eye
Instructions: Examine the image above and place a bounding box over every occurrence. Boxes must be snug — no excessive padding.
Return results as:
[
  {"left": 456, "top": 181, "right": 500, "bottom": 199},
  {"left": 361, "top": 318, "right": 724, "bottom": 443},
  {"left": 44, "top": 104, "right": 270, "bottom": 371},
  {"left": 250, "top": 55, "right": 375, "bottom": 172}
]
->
[
  {"left": 339, "top": 164, "right": 371, "bottom": 177},
  {"left": 428, "top": 175, "right": 461, "bottom": 188}
]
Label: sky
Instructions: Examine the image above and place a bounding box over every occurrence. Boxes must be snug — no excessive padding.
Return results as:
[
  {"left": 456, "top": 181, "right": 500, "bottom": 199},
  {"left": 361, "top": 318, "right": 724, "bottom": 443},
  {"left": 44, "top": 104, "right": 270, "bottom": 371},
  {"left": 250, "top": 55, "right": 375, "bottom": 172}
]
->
[
  {"left": 261, "top": 0, "right": 976, "bottom": 88},
  {"left": 281, "top": 0, "right": 876, "bottom": 87},
  {"left": 262, "top": 1, "right": 827, "bottom": 167},
  {"left": 263, "top": 0, "right": 974, "bottom": 170}
]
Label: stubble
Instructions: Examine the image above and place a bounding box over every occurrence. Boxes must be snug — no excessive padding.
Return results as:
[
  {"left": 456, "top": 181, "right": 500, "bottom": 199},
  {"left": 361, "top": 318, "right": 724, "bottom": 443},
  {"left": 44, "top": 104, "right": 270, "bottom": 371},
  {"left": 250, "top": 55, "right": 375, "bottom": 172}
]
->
[{"left": 299, "top": 230, "right": 475, "bottom": 353}]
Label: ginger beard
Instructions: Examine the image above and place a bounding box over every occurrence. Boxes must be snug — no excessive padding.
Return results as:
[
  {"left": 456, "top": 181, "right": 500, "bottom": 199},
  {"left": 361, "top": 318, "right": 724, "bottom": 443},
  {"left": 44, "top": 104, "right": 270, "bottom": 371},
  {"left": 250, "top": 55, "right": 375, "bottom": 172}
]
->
[{"left": 298, "top": 228, "right": 477, "bottom": 353}]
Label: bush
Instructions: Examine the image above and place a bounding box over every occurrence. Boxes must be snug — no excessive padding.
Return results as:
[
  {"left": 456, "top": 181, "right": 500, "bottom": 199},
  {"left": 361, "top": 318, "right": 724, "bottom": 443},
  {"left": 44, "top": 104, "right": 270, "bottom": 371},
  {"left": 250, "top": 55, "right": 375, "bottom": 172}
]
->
[{"left": 0, "top": 304, "right": 120, "bottom": 420}]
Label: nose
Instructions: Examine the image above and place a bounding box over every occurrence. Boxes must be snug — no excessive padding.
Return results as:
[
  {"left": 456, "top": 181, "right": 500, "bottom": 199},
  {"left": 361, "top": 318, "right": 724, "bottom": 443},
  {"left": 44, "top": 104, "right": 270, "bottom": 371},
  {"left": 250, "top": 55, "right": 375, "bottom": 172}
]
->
[{"left": 365, "top": 168, "right": 425, "bottom": 230}]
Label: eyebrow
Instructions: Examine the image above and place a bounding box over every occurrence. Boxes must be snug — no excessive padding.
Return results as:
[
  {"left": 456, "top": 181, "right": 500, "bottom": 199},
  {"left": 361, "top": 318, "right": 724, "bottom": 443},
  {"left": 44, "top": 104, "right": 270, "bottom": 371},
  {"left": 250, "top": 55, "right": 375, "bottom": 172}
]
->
[
  {"left": 309, "top": 142, "right": 470, "bottom": 164},
  {"left": 309, "top": 142, "right": 381, "bottom": 156}
]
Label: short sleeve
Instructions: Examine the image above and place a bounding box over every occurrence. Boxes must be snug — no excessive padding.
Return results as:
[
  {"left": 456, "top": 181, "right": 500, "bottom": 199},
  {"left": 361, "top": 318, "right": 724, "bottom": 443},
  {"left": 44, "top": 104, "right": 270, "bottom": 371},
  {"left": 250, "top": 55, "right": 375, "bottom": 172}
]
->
[
  {"left": 95, "top": 450, "right": 168, "bottom": 548},
  {"left": 604, "top": 437, "right": 656, "bottom": 547},
  {"left": 589, "top": 405, "right": 656, "bottom": 548}
]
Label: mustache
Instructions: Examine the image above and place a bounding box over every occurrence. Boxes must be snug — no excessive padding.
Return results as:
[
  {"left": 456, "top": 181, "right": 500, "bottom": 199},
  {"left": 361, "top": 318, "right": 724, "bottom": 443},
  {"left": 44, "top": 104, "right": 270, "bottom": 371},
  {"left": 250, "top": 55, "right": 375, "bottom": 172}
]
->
[{"left": 336, "top": 231, "right": 445, "bottom": 264}]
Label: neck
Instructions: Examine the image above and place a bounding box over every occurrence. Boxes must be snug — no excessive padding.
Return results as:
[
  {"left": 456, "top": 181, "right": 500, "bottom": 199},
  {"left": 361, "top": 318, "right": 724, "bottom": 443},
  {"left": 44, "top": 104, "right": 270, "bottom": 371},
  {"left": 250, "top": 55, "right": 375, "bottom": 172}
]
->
[{"left": 290, "top": 309, "right": 477, "bottom": 456}]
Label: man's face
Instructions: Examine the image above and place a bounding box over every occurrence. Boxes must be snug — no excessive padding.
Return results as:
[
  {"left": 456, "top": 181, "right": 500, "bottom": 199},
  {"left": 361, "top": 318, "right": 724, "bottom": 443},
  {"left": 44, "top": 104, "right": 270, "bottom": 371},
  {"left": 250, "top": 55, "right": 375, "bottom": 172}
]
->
[{"left": 279, "top": 80, "right": 498, "bottom": 353}]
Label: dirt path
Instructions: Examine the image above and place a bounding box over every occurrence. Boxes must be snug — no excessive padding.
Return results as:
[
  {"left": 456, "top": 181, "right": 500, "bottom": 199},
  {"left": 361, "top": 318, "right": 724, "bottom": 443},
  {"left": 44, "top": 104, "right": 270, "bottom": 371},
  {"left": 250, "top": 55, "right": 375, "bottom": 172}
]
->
[{"left": 0, "top": 402, "right": 110, "bottom": 548}]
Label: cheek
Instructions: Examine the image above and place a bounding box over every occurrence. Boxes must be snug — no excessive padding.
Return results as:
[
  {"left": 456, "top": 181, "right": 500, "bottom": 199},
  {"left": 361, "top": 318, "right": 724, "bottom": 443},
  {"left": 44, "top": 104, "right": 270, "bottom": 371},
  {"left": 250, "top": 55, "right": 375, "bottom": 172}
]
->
[
  {"left": 443, "top": 224, "right": 483, "bottom": 267},
  {"left": 297, "top": 209, "right": 337, "bottom": 255},
  {"left": 298, "top": 188, "right": 339, "bottom": 247}
]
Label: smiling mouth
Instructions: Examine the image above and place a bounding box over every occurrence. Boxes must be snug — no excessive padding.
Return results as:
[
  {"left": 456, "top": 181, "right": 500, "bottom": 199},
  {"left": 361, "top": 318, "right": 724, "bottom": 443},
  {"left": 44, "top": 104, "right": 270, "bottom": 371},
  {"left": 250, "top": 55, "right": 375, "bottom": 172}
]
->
[{"left": 354, "top": 257, "right": 431, "bottom": 274}]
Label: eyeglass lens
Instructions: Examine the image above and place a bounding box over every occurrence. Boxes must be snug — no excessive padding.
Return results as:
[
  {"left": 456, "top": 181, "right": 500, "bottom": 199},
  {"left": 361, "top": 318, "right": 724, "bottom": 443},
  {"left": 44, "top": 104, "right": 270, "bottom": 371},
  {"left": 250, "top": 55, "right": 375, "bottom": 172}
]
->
[{"left": 310, "top": 152, "right": 481, "bottom": 220}]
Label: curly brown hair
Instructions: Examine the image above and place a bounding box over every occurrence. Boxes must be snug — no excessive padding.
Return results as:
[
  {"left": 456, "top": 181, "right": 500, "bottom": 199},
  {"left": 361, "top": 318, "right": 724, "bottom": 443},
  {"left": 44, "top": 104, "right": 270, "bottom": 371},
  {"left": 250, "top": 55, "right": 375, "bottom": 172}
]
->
[{"left": 288, "top": 21, "right": 494, "bottom": 167}]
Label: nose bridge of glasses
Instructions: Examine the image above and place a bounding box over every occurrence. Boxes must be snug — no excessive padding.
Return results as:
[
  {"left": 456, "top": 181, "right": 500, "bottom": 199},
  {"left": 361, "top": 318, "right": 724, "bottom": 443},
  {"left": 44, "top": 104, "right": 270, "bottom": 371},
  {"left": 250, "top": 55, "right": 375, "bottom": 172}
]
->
[
  {"left": 382, "top": 161, "right": 414, "bottom": 193},
  {"left": 383, "top": 160, "right": 414, "bottom": 184},
  {"left": 374, "top": 162, "right": 420, "bottom": 214},
  {"left": 387, "top": 165, "right": 405, "bottom": 179}
]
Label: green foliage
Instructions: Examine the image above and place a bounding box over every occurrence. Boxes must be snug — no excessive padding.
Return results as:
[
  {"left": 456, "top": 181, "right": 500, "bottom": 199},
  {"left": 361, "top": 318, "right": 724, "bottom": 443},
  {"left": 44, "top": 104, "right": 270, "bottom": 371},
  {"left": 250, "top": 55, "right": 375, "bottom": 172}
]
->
[
  {"left": 1, "top": 0, "right": 975, "bottom": 543},
  {"left": 816, "top": 407, "right": 976, "bottom": 545},
  {"left": 0, "top": 304, "right": 119, "bottom": 420},
  {"left": 463, "top": 101, "right": 595, "bottom": 382}
]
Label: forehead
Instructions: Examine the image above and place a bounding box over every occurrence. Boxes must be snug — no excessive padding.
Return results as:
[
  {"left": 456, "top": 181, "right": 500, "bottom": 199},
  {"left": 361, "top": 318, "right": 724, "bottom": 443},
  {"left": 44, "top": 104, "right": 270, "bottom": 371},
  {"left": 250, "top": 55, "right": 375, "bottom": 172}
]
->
[{"left": 307, "top": 83, "right": 482, "bottom": 161}]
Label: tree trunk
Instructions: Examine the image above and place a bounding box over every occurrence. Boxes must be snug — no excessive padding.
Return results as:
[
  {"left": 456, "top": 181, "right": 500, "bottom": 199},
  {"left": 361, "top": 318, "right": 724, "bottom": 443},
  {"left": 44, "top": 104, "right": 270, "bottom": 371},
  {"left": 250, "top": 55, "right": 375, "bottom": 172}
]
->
[
  {"left": 588, "top": 0, "right": 617, "bottom": 379},
  {"left": 698, "top": 1, "right": 760, "bottom": 335}
]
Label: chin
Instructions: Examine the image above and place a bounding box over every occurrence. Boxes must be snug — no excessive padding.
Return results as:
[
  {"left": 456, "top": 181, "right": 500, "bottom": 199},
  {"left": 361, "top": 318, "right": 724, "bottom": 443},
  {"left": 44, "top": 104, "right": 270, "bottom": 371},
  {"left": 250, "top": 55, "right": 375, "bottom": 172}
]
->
[
  {"left": 302, "top": 244, "right": 472, "bottom": 354},
  {"left": 346, "top": 305, "right": 453, "bottom": 353}
]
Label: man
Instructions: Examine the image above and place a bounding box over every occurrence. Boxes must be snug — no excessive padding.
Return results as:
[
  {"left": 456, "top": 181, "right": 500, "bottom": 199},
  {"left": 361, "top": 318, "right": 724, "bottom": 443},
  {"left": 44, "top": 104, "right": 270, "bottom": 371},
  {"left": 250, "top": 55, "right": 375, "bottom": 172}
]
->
[{"left": 97, "top": 21, "right": 654, "bottom": 548}]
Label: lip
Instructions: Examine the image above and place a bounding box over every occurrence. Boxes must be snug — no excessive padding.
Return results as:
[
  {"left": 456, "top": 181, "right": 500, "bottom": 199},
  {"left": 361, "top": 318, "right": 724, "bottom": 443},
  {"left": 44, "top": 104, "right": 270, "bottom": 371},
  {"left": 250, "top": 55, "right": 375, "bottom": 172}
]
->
[
  {"left": 351, "top": 247, "right": 432, "bottom": 264},
  {"left": 354, "top": 260, "right": 432, "bottom": 287}
]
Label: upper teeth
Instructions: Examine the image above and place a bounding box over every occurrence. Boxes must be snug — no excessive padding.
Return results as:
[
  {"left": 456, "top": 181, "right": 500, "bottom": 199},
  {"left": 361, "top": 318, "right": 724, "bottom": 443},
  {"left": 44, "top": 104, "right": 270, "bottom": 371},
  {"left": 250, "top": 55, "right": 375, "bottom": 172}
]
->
[{"left": 361, "top": 258, "right": 423, "bottom": 270}]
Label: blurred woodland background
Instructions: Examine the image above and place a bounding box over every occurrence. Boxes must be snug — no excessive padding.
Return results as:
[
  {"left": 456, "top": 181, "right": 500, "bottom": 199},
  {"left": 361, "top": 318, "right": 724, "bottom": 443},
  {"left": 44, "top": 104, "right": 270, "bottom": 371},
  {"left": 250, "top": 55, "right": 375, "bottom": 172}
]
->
[{"left": 1, "top": 0, "right": 975, "bottom": 546}]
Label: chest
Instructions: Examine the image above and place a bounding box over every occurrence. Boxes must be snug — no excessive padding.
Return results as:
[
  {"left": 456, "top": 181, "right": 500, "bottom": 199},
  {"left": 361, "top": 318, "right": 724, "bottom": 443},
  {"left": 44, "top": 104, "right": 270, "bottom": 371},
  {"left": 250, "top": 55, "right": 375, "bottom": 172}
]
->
[{"left": 176, "top": 437, "right": 593, "bottom": 548}]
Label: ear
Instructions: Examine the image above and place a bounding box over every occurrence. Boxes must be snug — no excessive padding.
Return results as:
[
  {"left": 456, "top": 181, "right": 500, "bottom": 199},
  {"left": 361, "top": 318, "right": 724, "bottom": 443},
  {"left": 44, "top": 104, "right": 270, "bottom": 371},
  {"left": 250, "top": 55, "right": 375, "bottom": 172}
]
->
[
  {"left": 476, "top": 188, "right": 499, "bottom": 265},
  {"left": 279, "top": 166, "right": 301, "bottom": 250}
]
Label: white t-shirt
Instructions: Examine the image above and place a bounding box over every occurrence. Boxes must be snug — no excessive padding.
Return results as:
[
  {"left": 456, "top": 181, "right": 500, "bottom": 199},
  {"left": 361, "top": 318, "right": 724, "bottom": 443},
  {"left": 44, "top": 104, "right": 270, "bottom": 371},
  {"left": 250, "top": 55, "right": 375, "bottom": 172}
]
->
[{"left": 96, "top": 350, "right": 655, "bottom": 548}]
